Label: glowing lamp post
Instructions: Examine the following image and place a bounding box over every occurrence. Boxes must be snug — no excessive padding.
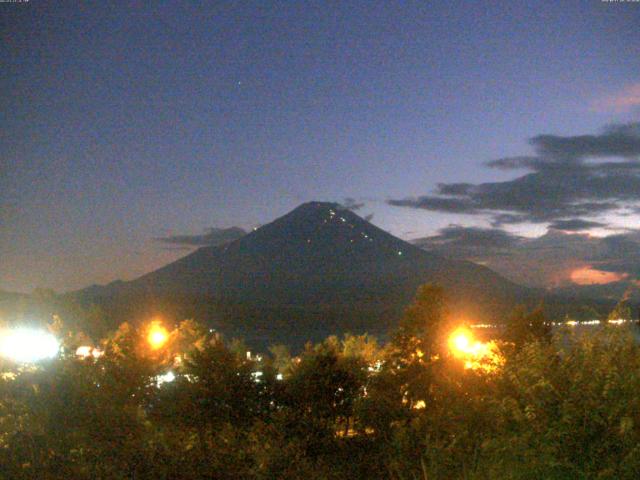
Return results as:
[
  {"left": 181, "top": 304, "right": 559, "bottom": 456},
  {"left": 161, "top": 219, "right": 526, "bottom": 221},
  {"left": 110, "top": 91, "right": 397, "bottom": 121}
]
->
[
  {"left": 450, "top": 329, "right": 472, "bottom": 355},
  {"left": 0, "top": 328, "right": 60, "bottom": 363},
  {"left": 147, "top": 324, "right": 168, "bottom": 350},
  {"left": 447, "top": 327, "right": 501, "bottom": 372}
]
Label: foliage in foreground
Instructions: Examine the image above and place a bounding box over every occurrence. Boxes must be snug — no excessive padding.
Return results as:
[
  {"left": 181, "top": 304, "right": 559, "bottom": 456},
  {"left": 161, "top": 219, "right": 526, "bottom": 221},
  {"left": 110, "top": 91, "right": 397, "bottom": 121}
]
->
[{"left": 1, "top": 285, "right": 640, "bottom": 479}]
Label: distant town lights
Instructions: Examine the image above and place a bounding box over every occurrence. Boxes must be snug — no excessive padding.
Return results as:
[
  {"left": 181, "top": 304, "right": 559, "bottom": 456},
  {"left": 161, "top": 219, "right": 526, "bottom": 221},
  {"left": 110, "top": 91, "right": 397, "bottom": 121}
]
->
[
  {"left": 156, "top": 371, "right": 176, "bottom": 386},
  {"left": 76, "top": 345, "right": 103, "bottom": 359},
  {"left": 0, "top": 328, "right": 60, "bottom": 363}
]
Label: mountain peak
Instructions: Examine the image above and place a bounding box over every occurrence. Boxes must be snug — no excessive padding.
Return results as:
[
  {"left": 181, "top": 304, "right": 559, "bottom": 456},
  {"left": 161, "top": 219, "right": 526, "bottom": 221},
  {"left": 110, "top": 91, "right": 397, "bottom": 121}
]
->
[
  {"left": 237, "top": 200, "right": 415, "bottom": 262},
  {"left": 285, "top": 201, "right": 347, "bottom": 220},
  {"left": 80, "top": 201, "right": 532, "bottom": 349},
  {"left": 294, "top": 201, "right": 342, "bottom": 210}
]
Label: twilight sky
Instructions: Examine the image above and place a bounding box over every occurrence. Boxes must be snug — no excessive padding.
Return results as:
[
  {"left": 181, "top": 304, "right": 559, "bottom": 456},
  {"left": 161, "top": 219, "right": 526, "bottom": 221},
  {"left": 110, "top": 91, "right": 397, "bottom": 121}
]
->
[{"left": 1, "top": 1, "right": 639, "bottom": 293}]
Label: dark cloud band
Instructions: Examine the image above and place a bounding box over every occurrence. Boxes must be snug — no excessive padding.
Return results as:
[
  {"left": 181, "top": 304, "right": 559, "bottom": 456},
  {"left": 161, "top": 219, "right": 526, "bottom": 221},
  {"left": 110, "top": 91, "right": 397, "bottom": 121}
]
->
[
  {"left": 388, "top": 122, "right": 640, "bottom": 227},
  {"left": 548, "top": 219, "right": 606, "bottom": 231},
  {"left": 156, "top": 227, "right": 246, "bottom": 247}
]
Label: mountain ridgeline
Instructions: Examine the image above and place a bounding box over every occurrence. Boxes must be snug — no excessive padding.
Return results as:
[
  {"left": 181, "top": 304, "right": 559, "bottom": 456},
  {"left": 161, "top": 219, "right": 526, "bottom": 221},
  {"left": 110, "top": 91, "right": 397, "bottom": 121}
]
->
[{"left": 77, "top": 202, "right": 537, "bottom": 349}]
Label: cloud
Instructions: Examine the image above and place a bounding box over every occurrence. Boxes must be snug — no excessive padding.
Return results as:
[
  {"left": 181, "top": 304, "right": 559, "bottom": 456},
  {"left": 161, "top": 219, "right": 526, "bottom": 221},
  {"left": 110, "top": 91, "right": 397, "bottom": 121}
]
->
[
  {"left": 530, "top": 123, "right": 640, "bottom": 160},
  {"left": 548, "top": 219, "right": 606, "bottom": 232},
  {"left": 569, "top": 266, "right": 628, "bottom": 286},
  {"left": 414, "top": 225, "right": 522, "bottom": 251},
  {"left": 340, "top": 199, "right": 375, "bottom": 221},
  {"left": 485, "top": 156, "right": 541, "bottom": 170},
  {"left": 388, "top": 196, "right": 478, "bottom": 213},
  {"left": 341, "top": 197, "right": 365, "bottom": 211},
  {"left": 414, "top": 224, "right": 640, "bottom": 290},
  {"left": 592, "top": 83, "right": 640, "bottom": 113},
  {"left": 436, "top": 183, "right": 474, "bottom": 195},
  {"left": 155, "top": 226, "right": 246, "bottom": 247},
  {"left": 389, "top": 123, "right": 640, "bottom": 226}
]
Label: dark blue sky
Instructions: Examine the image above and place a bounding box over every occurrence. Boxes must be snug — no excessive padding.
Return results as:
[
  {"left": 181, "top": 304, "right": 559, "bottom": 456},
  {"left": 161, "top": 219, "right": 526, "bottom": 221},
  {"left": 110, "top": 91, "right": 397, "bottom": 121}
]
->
[{"left": 2, "top": 0, "right": 639, "bottom": 292}]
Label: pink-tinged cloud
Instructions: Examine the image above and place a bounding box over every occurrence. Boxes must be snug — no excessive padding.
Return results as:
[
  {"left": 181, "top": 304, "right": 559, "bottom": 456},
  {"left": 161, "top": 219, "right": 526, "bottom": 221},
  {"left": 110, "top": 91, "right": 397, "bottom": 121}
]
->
[
  {"left": 592, "top": 83, "right": 640, "bottom": 113},
  {"left": 570, "top": 266, "right": 628, "bottom": 286}
]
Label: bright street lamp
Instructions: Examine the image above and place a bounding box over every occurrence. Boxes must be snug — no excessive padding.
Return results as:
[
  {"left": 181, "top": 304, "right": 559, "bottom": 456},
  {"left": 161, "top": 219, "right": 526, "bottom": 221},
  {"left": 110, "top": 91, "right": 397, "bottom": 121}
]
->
[
  {"left": 0, "top": 328, "right": 60, "bottom": 363},
  {"left": 147, "top": 323, "right": 168, "bottom": 349}
]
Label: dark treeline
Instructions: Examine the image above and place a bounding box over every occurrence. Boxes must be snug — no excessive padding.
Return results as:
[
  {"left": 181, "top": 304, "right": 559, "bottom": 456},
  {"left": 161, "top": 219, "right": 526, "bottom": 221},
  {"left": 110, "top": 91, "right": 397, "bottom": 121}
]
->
[{"left": 2, "top": 285, "right": 640, "bottom": 479}]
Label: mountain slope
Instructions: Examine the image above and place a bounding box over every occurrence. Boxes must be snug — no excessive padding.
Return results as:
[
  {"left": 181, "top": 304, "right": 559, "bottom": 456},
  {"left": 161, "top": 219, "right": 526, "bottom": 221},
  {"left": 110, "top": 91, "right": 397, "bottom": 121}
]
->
[{"left": 77, "top": 202, "right": 537, "bottom": 348}]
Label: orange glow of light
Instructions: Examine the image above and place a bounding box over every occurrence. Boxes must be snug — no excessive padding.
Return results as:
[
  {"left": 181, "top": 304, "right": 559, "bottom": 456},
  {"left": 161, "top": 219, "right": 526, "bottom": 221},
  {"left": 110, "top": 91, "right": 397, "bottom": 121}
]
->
[
  {"left": 147, "top": 323, "right": 168, "bottom": 349},
  {"left": 413, "top": 400, "right": 426, "bottom": 410},
  {"left": 451, "top": 330, "right": 471, "bottom": 353},
  {"left": 448, "top": 327, "right": 503, "bottom": 372},
  {"left": 570, "top": 266, "right": 628, "bottom": 285}
]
